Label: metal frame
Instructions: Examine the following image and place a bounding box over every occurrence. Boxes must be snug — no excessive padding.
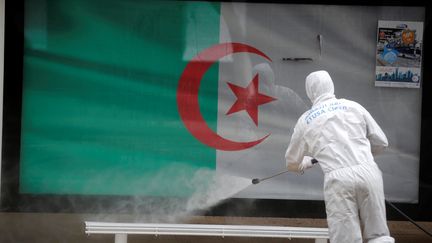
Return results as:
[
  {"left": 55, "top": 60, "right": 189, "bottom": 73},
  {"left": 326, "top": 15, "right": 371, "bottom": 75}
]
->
[{"left": 85, "top": 221, "right": 329, "bottom": 243}]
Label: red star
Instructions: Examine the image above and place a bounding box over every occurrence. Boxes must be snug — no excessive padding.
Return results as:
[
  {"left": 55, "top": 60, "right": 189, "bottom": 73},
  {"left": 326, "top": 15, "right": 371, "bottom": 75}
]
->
[{"left": 226, "top": 74, "right": 277, "bottom": 126}]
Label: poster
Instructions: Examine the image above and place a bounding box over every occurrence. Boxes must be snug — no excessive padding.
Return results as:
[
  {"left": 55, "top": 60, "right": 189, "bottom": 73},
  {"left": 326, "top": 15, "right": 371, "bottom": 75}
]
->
[{"left": 375, "top": 20, "right": 424, "bottom": 88}]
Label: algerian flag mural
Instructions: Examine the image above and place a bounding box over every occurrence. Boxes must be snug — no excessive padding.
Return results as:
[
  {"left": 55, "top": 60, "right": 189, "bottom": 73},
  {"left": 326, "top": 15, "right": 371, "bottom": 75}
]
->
[{"left": 21, "top": 0, "right": 422, "bottom": 202}]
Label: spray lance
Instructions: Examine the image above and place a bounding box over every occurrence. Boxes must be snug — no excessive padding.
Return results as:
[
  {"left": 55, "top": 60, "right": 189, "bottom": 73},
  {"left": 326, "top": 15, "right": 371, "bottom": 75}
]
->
[
  {"left": 251, "top": 159, "right": 432, "bottom": 238},
  {"left": 251, "top": 158, "right": 318, "bottom": 185}
]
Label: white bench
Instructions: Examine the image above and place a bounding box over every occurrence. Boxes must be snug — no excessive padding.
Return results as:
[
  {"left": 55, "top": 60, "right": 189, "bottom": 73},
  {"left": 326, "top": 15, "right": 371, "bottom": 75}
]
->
[{"left": 85, "top": 221, "right": 329, "bottom": 243}]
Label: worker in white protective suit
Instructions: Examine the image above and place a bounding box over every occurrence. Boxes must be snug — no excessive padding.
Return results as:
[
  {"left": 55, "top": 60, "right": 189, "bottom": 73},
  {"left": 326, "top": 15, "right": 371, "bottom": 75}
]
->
[{"left": 285, "top": 70, "right": 394, "bottom": 243}]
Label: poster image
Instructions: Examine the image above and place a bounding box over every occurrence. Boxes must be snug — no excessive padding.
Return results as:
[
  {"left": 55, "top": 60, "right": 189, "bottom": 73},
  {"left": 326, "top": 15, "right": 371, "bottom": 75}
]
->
[{"left": 375, "top": 20, "right": 423, "bottom": 88}]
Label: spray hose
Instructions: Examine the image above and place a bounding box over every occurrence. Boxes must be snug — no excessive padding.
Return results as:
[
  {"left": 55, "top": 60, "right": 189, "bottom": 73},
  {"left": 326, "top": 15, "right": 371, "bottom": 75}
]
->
[{"left": 385, "top": 200, "right": 432, "bottom": 237}]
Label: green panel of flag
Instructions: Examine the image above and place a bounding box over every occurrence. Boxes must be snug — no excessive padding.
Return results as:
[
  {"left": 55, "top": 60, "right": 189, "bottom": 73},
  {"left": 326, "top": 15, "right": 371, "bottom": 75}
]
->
[{"left": 21, "top": 0, "right": 221, "bottom": 196}]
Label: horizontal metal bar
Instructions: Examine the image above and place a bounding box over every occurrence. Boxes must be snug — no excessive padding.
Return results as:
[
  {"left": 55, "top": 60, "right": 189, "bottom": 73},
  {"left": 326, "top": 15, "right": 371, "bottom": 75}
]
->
[{"left": 85, "top": 222, "right": 329, "bottom": 239}]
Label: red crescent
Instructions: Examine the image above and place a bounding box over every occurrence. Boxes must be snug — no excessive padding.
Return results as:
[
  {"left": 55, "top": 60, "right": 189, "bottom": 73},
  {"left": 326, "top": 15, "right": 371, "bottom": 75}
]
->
[{"left": 177, "top": 42, "right": 272, "bottom": 151}]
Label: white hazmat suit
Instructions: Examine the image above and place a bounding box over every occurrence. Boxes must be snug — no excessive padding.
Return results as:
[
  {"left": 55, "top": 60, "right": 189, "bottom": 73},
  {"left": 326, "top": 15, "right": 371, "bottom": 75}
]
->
[{"left": 285, "top": 70, "right": 394, "bottom": 243}]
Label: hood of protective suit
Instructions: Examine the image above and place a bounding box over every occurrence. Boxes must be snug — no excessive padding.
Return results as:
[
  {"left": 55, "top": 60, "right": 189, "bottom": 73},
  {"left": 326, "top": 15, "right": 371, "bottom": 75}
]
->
[{"left": 305, "top": 70, "right": 335, "bottom": 105}]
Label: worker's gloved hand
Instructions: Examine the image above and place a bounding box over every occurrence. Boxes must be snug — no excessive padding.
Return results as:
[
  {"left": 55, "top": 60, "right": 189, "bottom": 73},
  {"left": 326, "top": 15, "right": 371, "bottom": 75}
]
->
[{"left": 299, "top": 156, "right": 315, "bottom": 172}]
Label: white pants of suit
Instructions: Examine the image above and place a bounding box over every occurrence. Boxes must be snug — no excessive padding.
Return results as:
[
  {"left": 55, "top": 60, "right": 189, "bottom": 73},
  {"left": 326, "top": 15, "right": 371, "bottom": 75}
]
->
[{"left": 324, "top": 164, "right": 395, "bottom": 243}]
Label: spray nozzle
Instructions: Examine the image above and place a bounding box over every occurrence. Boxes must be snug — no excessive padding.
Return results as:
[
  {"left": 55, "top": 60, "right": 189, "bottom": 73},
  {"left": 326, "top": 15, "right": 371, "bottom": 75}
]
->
[{"left": 251, "top": 178, "right": 260, "bottom": 184}]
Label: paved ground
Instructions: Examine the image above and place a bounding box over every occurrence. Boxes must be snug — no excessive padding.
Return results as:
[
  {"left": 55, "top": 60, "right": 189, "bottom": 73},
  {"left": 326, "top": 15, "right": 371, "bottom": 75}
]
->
[{"left": 0, "top": 213, "right": 430, "bottom": 242}]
